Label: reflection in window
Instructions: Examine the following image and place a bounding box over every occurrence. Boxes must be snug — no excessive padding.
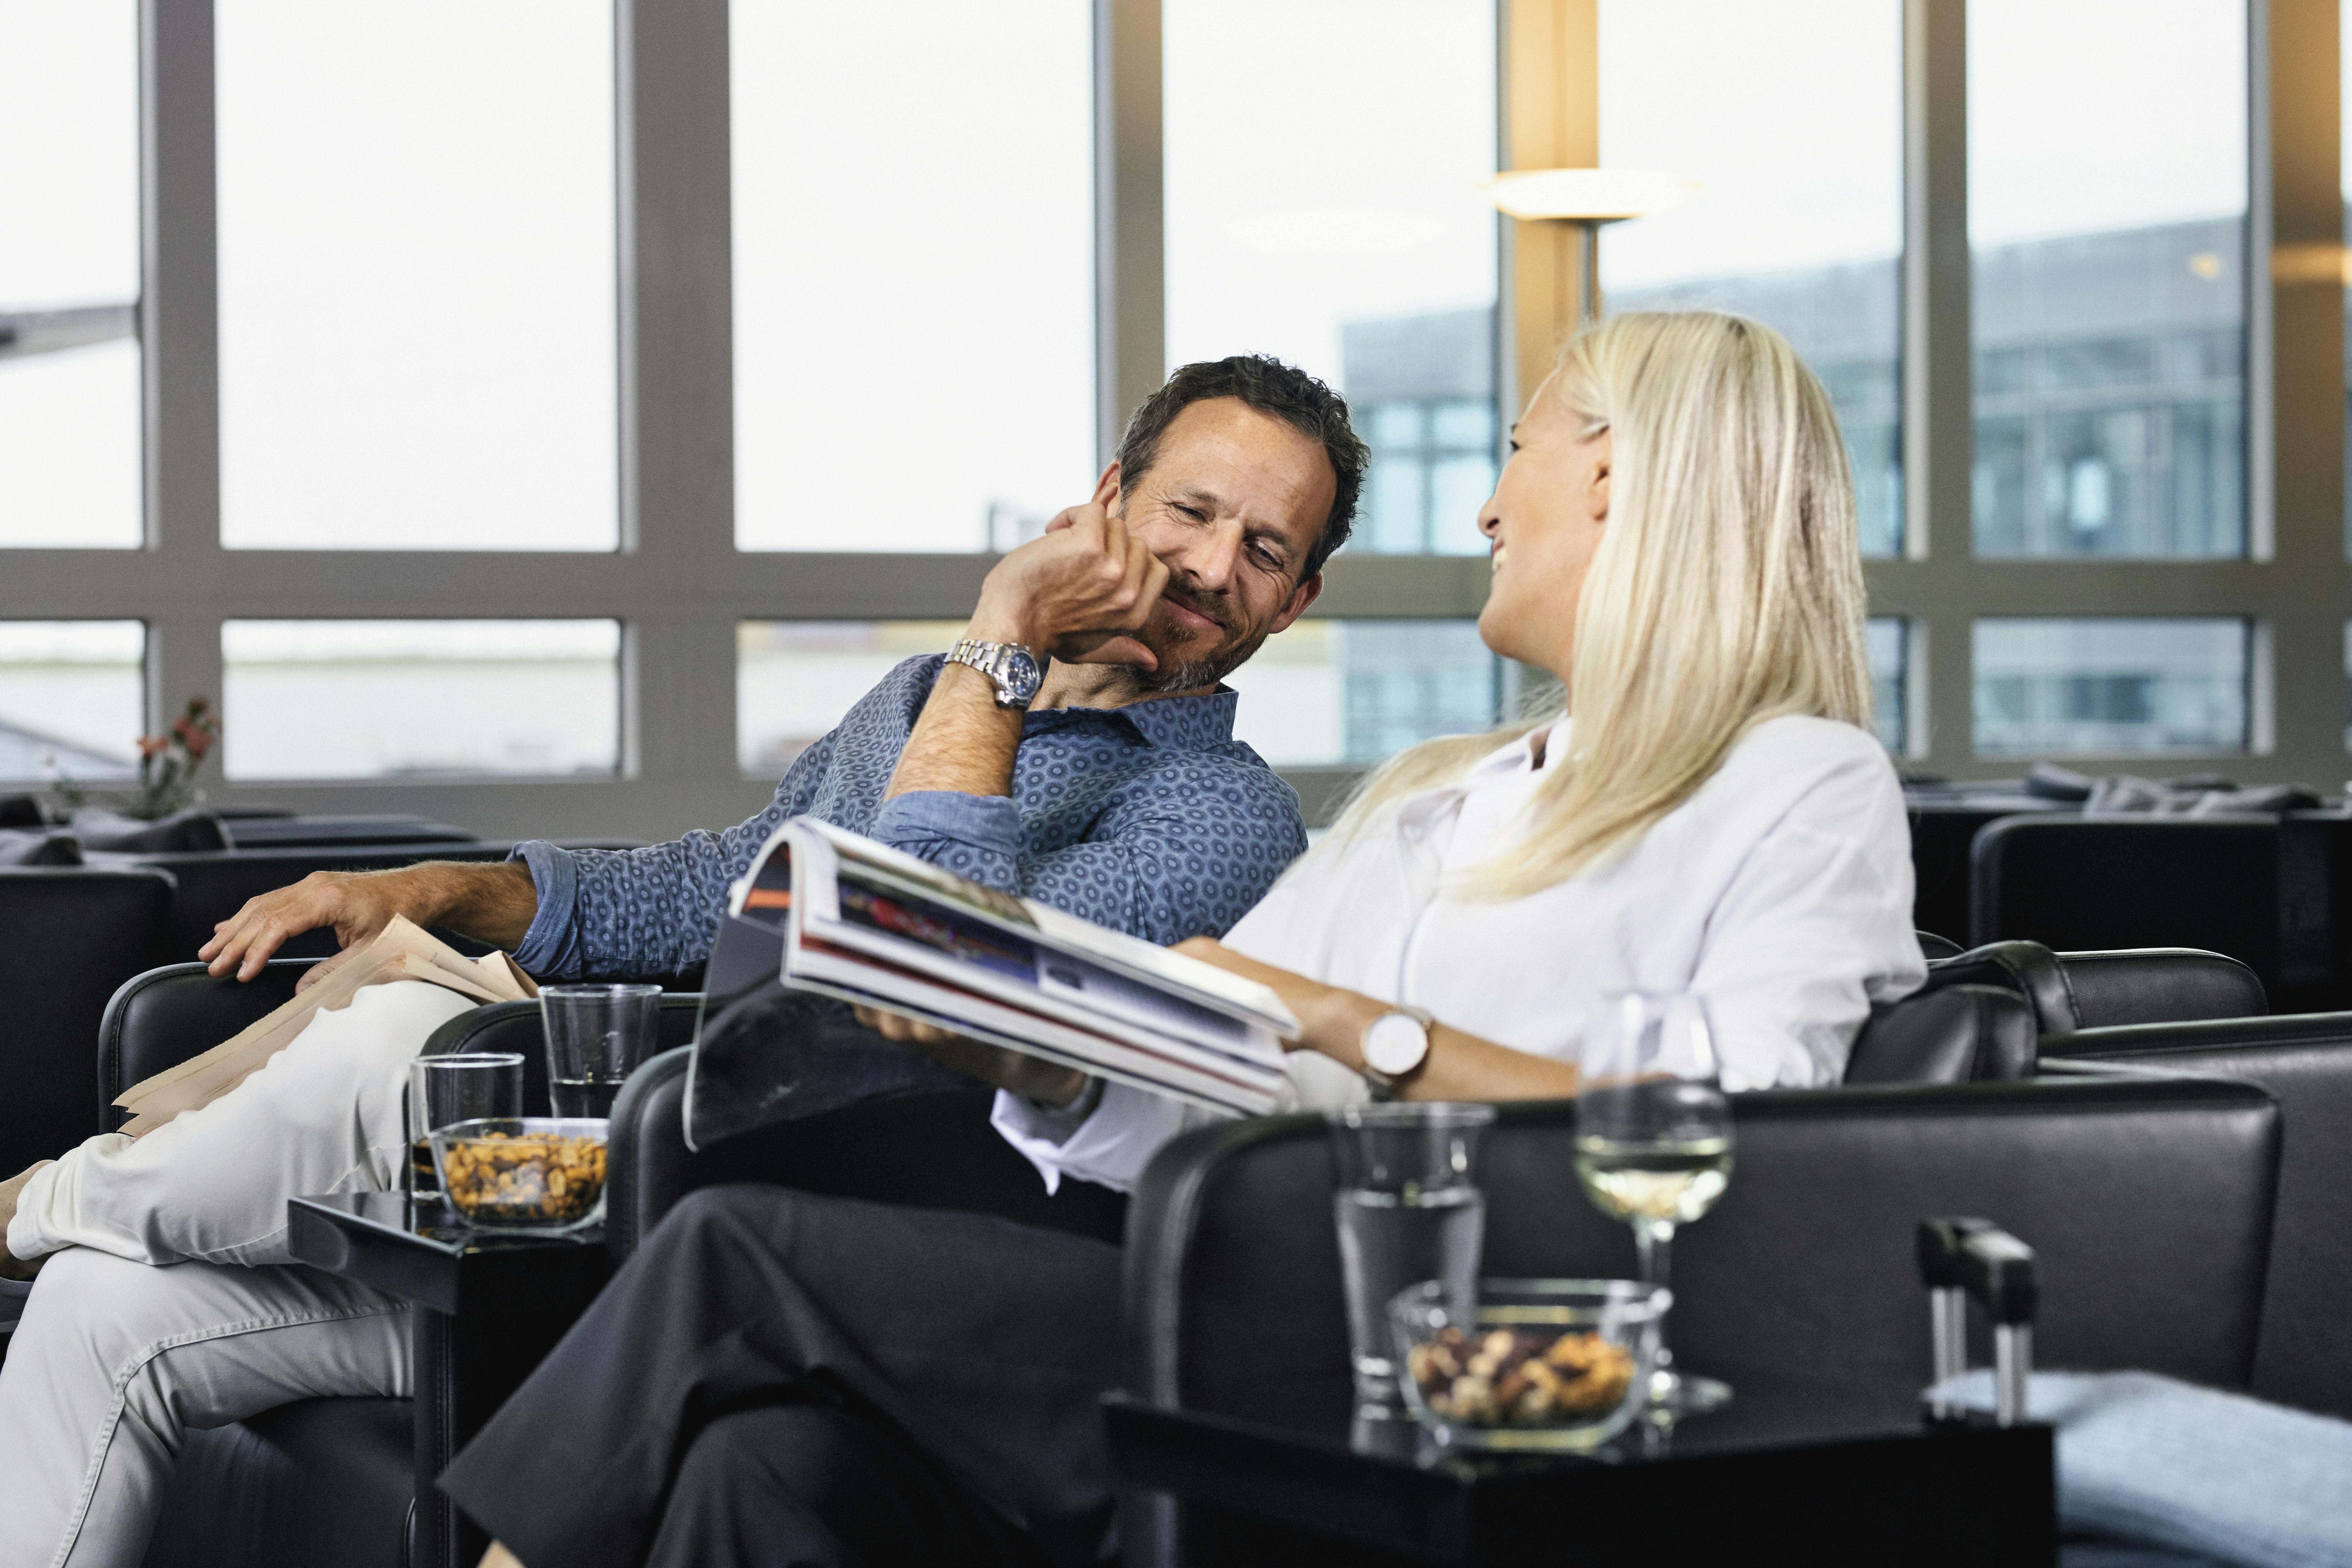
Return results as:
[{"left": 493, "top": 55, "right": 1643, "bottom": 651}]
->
[
  {"left": 736, "top": 622, "right": 967, "bottom": 777},
  {"left": 1865, "top": 617, "right": 1907, "bottom": 755},
  {"left": 1167, "top": 0, "right": 1497, "bottom": 557},
  {"left": 1969, "top": 1, "right": 2246, "bottom": 559},
  {"left": 222, "top": 622, "right": 620, "bottom": 779},
  {"left": 732, "top": 1, "right": 1091, "bottom": 551},
  {"left": 1225, "top": 620, "right": 1500, "bottom": 767},
  {"left": 1599, "top": 0, "right": 1903, "bottom": 557},
  {"left": 0, "top": 2, "right": 142, "bottom": 548},
  {"left": 1973, "top": 619, "right": 2247, "bottom": 757},
  {"left": 215, "top": 1, "right": 616, "bottom": 550},
  {"left": 0, "top": 622, "right": 144, "bottom": 781}
]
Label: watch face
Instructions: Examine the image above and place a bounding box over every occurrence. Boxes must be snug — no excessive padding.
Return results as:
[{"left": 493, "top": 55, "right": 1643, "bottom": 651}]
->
[
  {"left": 1002, "top": 647, "right": 1043, "bottom": 701},
  {"left": 1364, "top": 1011, "right": 1430, "bottom": 1076}
]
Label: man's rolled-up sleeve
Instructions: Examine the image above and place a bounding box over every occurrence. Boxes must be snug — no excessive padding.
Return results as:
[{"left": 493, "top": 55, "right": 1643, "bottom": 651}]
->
[
  {"left": 867, "top": 789, "right": 1026, "bottom": 891},
  {"left": 505, "top": 730, "right": 842, "bottom": 980},
  {"left": 509, "top": 840, "right": 586, "bottom": 976}
]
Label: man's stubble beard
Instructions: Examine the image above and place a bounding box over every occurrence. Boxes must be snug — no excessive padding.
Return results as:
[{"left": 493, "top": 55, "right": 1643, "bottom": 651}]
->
[{"left": 1114, "top": 586, "right": 1276, "bottom": 696}]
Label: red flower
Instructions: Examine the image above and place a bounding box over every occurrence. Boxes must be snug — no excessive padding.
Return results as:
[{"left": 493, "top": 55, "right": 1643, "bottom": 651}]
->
[{"left": 138, "top": 735, "right": 169, "bottom": 760}]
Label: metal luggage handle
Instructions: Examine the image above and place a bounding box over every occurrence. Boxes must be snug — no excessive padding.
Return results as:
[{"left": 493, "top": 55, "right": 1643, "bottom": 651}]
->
[{"left": 1917, "top": 1217, "right": 2037, "bottom": 1426}]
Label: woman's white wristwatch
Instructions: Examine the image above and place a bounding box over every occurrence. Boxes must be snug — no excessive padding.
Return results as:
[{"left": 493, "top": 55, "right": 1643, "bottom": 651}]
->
[{"left": 1359, "top": 1004, "right": 1436, "bottom": 1101}]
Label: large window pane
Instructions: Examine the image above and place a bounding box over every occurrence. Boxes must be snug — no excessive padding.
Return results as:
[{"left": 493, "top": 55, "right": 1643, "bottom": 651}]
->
[
  {"left": 737, "top": 619, "right": 1505, "bottom": 775},
  {"left": 1166, "top": 0, "right": 1498, "bottom": 557},
  {"left": 1973, "top": 619, "right": 2247, "bottom": 757},
  {"left": 731, "top": 1, "right": 1091, "bottom": 552},
  {"left": 0, "top": 622, "right": 143, "bottom": 781},
  {"left": 0, "top": 2, "right": 142, "bottom": 548},
  {"left": 1969, "top": 1, "right": 2246, "bottom": 560},
  {"left": 737, "top": 621, "right": 967, "bottom": 777},
  {"left": 1600, "top": 0, "right": 1903, "bottom": 558},
  {"left": 222, "top": 621, "right": 619, "bottom": 779},
  {"left": 1866, "top": 617, "right": 1908, "bottom": 755},
  {"left": 1224, "top": 620, "right": 1500, "bottom": 767},
  {"left": 215, "top": 2, "right": 616, "bottom": 551}
]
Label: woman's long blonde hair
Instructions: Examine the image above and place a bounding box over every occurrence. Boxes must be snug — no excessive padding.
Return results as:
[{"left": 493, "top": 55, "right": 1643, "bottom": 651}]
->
[{"left": 1325, "top": 310, "right": 1872, "bottom": 900}]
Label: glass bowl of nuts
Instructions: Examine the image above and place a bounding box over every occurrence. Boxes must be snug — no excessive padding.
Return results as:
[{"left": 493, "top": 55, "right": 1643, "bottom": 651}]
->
[
  {"left": 1389, "top": 1278, "right": 1669, "bottom": 1450},
  {"left": 430, "top": 1117, "right": 610, "bottom": 1232}
]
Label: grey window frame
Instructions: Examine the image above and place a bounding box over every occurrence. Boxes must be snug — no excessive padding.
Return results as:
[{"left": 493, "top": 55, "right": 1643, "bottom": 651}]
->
[
  {"left": 6, "top": 0, "right": 2342, "bottom": 842},
  {"left": 1871, "top": 0, "right": 2344, "bottom": 784}
]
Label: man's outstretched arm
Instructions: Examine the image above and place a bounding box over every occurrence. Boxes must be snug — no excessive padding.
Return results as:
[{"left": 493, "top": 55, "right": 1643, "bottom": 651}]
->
[{"left": 197, "top": 859, "right": 540, "bottom": 987}]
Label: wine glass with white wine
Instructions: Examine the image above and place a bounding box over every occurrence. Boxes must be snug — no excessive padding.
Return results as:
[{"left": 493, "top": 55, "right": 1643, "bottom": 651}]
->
[{"left": 1574, "top": 992, "right": 1734, "bottom": 1416}]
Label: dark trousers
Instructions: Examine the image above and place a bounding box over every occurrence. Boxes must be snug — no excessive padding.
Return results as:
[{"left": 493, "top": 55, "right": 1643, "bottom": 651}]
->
[{"left": 436, "top": 1184, "right": 1126, "bottom": 1568}]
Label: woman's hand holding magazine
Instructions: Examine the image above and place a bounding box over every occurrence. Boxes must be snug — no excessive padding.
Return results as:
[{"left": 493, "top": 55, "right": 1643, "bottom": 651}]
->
[
  {"left": 848, "top": 926, "right": 1584, "bottom": 1111},
  {"left": 849, "top": 1004, "right": 1091, "bottom": 1108},
  {"left": 1171, "top": 937, "right": 1582, "bottom": 1104}
]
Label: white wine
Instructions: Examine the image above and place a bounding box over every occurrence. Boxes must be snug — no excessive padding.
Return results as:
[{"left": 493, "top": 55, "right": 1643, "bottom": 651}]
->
[{"left": 1574, "top": 1136, "right": 1732, "bottom": 1224}]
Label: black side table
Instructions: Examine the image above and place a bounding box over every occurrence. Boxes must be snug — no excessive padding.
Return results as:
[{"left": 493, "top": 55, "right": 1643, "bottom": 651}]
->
[
  {"left": 1105, "top": 1385, "right": 2054, "bottom": 1567},
  {"left": 289, "top": 1192, "right": 612, "bottom": 1568}
]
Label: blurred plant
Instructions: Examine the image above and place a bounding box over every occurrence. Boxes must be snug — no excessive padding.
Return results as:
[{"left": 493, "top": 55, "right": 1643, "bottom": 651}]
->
[{"left": 49, "top": 696, "right": 220, "bottom": 820}]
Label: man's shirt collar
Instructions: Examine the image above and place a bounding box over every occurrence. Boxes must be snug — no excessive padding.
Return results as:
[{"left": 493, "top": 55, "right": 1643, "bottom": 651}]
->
[{"left": 1023, "top": 685, "right": 1239, "bottom": 750}]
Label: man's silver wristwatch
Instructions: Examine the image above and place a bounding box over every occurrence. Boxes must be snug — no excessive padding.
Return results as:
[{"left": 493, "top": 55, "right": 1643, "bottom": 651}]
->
[
  {"left": 1359, "top": 1004, "right": 1436, "bottom": 1101},
  {"left": 945, "top": 638, "right": 1044, "bottom": 709}
]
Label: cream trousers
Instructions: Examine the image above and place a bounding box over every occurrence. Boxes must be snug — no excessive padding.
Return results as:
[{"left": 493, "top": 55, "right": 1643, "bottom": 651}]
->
[{"left": 0, "top": 980, "right": 475, "bottom": 1568}]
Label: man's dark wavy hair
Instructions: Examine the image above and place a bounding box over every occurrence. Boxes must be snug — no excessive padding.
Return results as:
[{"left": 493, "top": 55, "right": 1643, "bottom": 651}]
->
[{"left": 1113, "top": 355, "right": 1369, "bottom": 583}]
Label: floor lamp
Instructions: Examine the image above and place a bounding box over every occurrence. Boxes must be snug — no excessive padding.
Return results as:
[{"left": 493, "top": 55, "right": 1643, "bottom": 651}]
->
[{"left": 1483, "top": 168, "right": 1702, "bottom": 326}]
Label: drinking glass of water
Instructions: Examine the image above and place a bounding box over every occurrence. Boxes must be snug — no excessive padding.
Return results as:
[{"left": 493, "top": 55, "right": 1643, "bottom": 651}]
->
[
  {"left": 1574, "top": 993, "right": 1734, "bottom": 1416},
  {"left": 407, "top": 1052, "right": 524, "bottom": 1197},
  {"left": 1327, "top": 1101, "right": 1496, "bottom": 1412},
  {"left": 541, "top": 984, "right": 663, "bottom": 1118}
]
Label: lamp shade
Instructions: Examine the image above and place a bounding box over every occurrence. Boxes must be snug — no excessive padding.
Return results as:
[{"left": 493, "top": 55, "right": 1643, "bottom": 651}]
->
[{"left": 1483, "top": 168, "right": 1702, "bottom": 222}]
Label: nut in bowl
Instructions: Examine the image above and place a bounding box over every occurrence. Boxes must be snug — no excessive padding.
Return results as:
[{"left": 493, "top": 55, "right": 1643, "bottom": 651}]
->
[
  {"left": 1390, "top": 1278, "right": 1668, "bottom": 1450},
  {"left": 430, "top": 1117, "right": 610, "bottom": 1232}
]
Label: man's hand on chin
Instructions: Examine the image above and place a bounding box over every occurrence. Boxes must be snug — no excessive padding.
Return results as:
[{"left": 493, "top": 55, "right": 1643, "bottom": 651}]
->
[
  {"left": 849, "top": 1006, "right": 1091, "bottom": 1108},
  {"left": 969, "top": 501, "right": 1172, "bottom": 671},
  {"left": 0, "top": 1160, "right": 55, "bottom": 1282}
]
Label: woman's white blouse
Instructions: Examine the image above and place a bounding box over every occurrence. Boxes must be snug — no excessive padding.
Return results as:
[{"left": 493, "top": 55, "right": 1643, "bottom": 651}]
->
[{"left": 991, "top": 713, "right": 1927, "bottom": 1193}]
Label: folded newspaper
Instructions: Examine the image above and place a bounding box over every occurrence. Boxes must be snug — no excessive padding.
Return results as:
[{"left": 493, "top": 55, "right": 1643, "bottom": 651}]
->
[
  {"left": 684, "top": 818, "right": 1296, "bottom": 1148},
  {"left": 113, "top": 915, "right": 537, "bottom": 1137}
]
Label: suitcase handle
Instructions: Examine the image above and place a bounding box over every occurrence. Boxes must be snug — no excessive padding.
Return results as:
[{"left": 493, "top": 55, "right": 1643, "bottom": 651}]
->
[{"left": 1917, "top": 1217, "right": 2036, "bottom": 1425}]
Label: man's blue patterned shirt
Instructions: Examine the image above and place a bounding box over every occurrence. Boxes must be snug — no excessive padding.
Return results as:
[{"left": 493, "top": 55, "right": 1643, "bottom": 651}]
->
[{"left": 509, "top": 654, "right": 1309, "bottom": 978}]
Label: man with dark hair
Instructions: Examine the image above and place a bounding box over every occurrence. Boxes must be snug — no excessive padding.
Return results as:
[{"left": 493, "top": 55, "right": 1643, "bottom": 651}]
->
[
  {"left": 0, "top": 357, "right": 1368, "bottom": 1568},
  {"left": 191, "top": 351, "right": 1369, "bottom": 980}
]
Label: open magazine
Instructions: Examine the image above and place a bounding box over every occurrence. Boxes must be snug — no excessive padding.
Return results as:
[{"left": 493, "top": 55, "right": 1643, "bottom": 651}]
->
[
  {"left": 114, "top": 915, "right": 537, "bottom": 1137},
  {"left": 684, "top": 817, "right": 1297, "bottom": 1150}
]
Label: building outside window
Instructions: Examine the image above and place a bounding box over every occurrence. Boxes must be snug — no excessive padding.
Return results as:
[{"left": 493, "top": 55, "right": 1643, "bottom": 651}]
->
[
  {"left": 1598, "top": 0, "right": 1905, "bottom": 559},
  {"left": 7, "top": 3, "right": 2349, "bottom": 816}
]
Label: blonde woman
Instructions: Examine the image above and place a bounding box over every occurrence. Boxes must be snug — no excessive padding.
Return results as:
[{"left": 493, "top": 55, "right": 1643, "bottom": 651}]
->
[
  {"left": 994, "top": 307, "right": 1926, "bottom": 1189},
  {"left": 439, "top": 313, "right": 1927, "bottom": 1568}
]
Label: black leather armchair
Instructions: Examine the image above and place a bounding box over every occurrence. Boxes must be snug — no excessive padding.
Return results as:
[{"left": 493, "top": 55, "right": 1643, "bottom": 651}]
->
[
  {"left": 106, "top": 977, "right": 699, "bottom": 1568},
  {"left": 1120, "top": 1074, "right": 2282, "bottom": 1567},
  {"left": 2, "top": 865, "right": 174, "bottom": 1170},
  {"left": 68, "top": 957, "right": 2272, "bottom": 1564},
  {"left": 1920, "top": 939, "right": 2266, "bottom": 1036},
  {"left": 2043, "top": 1010, "right": 2352, "bottom": 1421},
  {"left": 1970, "top": 813, "right": 2350, "bottom": 1013}
]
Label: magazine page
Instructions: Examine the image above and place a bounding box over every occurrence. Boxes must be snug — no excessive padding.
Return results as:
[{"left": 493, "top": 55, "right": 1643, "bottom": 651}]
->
[
  {"left": 117, "top": 915, "right": 504, "bottom": 1136},
  {"left": 792, "top": 817, "right": 1297, "bottom": 1036},
  {"left": 814, "top": 857, "right": 1283, "bottom": 1081},
  {"left": 683, "top": 824, "right": 955, "bottom": 1150},
  {"left": 784, "top": 938, "right": 1279, "bottom": 1114}
]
